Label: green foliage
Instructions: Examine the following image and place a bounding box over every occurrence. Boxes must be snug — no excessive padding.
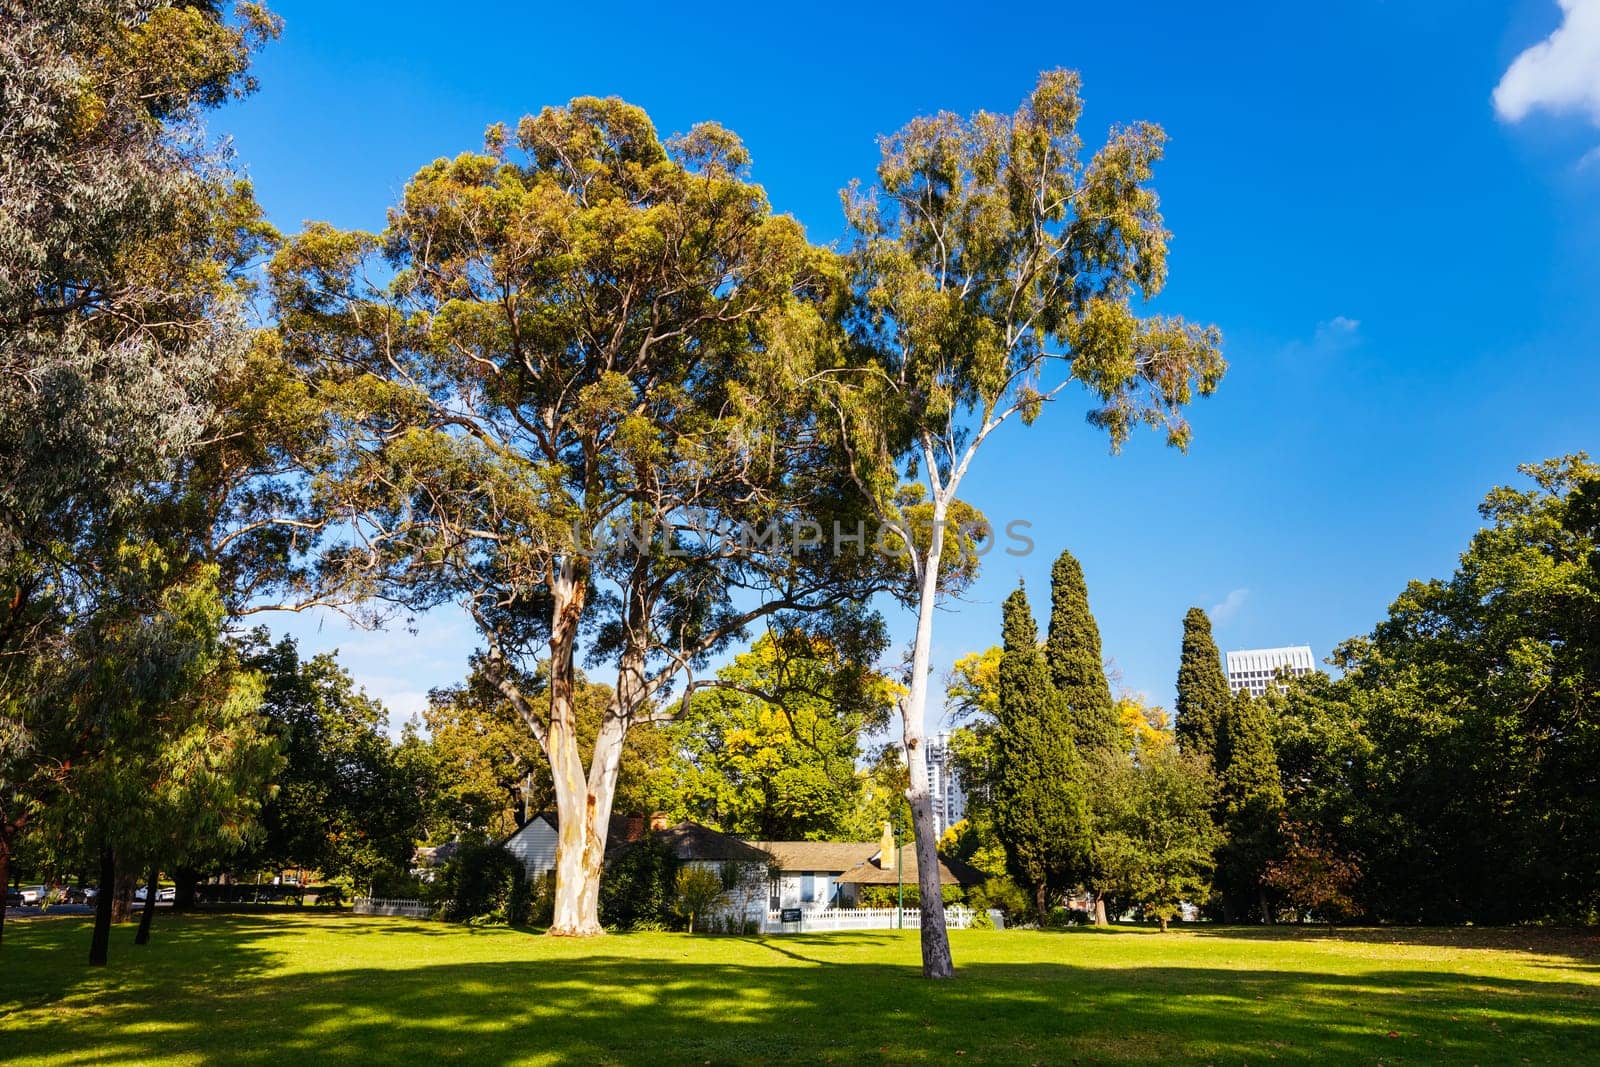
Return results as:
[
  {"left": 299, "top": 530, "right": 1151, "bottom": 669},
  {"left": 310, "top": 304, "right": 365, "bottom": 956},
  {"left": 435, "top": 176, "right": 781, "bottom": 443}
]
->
[
  {"left": 1287, "top": 455, "right": 1600, "bottom": 923},
  {"left": 600, "top": 837, "right": 679, "bottom": 931},
  {"left": 665, "top": 628, "right": 891, "bottom": 840},
  {"left": 1174, "top": 608, "right": 1230, "bottom": 760},
  {"left": 1212, "top": 688, "right": 1285, "bottom": 920},
  {"left": 992, "top": 583, "right": 1091, "bottom": 918},
  {"left": 671, "top": 866, "right": 728, "bottom": 933},
  {"left": 272, "top": 90, "right": 885, "bottom": 933},
  {"left": 1091, "top": 745, "right": 1221, "bottom": 929},
  {"left": 966, "top": 875, "right": 1031, "bottom": 923},
  {"left": 237, "top": 633, "right": 424, "bottom": 891},
  {"left": 433, "top": 837, "right": 530, "bottom": 926},
  {"left": 1045, "top": 550, "right": 1119, "bottom": 757},
  {"left": 856, "top": 883, "right": 964, "bottom": 908},
  {"left": 420, "top": 660, "right": 669, "bottom": 841},
  {"left": 38, "top": 563, "right": 279, "bottom": 882}
]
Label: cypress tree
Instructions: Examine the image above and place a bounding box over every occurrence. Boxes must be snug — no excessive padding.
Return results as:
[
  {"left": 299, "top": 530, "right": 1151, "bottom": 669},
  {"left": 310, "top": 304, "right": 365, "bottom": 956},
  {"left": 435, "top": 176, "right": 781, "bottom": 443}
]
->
[
  {"left": 1044, "top": 549, "right": 1119, "bottom": 757},
  {"left": 1214, "top": 687, "right": 1285, "bottom": 922},
  {"left": 993, "top": 582, "right": 1091, "bottom": 923},
  {"left": 1175, "top": 607, "right": 1230, "bottom": 760}
]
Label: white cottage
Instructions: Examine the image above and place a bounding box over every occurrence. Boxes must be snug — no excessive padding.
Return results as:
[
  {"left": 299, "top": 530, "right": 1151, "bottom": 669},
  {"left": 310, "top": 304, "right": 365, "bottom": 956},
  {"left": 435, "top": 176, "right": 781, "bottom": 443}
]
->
[
  {"left": 501, "top": 812, "right": 649, "bottom": 882},
  {"left": 751, "top": 840, "right": 879, "bottom": 911}
]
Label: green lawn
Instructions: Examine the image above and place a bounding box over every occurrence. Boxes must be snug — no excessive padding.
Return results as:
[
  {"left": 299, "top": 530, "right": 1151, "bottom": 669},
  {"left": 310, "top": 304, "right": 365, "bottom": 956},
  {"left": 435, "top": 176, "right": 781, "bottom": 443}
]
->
[{"left": 2, "top": 914, "right": 1597, "bottom": 1064}]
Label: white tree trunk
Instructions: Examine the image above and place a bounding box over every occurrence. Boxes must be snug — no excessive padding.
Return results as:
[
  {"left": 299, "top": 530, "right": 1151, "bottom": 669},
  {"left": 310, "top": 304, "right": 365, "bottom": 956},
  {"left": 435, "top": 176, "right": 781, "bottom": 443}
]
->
[
  {"left": 902, "top": 499, "right": 955, "bottom": 979},
  {"left": 544, "top": 560, "right": 609, "bottom": 937}
]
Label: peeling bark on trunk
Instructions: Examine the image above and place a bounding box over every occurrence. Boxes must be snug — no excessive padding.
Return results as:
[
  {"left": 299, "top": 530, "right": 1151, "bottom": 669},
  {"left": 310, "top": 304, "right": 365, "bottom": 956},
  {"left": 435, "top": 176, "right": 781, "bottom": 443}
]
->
[
  {"left": 903, "top": 506, "right": 954, "bottom": 979},
  {"left": 543, "top": 559, "right": 613, "bottom": 937},
  {"left": 1094, "top": 894, "right": 1109, "bottom": 927},
  {"left": 134, "top": 865, "right": 157, "bottom": 945},
  {"left": 89, "top": 847, "right": 114, "bottom": 966}
]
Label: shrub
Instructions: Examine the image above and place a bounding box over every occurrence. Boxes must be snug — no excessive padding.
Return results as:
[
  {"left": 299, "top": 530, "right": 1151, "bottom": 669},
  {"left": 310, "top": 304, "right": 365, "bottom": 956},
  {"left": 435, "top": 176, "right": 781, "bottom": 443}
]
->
[
  {"left": 433, "top": 837, "right": 531, "bottom": 925},
  {"left": 1045, "top": 906, "right": 1093, "bottom": 929},
  {"left": 672, "top": 866, "right": 728, "bottom": 933},
  {"left": 600, "top": 836, "right": 678, "bottom": 930},
  {"left": 857, "top": 883, "right": 965, "bottom": 909},
  {"left": 967, "top": 876, "right": 1030, "bottom": 924},
  {"left": 527, "top": 871, "right": 555, "bottom": 927}
]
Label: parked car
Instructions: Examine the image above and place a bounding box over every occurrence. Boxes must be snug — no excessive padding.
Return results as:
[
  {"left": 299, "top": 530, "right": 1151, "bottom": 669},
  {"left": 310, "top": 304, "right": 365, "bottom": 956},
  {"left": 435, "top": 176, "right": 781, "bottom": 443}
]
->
[
  {"left": 133, "top": 885, "right": 176, "bottom": 904},
  {"left": 64, "top": 885, "right": 98, "bottom": 905},
  {"left": 4, "top": 887, "right": 21, "bottom": 907},
  {"left": 15, "top": 885, "right": 46, "bottom": 906}
]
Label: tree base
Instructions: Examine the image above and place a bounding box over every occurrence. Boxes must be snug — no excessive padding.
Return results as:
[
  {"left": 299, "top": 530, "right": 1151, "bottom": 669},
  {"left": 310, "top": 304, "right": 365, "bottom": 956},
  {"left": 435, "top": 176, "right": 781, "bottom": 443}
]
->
[{"left": 546, "top": 923, "right": 606, "bottom": 937}]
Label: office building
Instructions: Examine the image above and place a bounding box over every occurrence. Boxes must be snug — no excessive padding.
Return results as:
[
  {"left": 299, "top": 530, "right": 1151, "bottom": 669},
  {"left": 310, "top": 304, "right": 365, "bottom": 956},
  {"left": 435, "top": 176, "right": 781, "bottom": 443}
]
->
[{"left": 1225, "top": 645, "right": 1315, "bottom": 697}]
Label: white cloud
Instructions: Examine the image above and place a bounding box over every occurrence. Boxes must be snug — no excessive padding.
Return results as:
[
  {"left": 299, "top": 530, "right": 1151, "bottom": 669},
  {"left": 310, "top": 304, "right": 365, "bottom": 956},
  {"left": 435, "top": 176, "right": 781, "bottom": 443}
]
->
[
  {"left": 1494, "top": 0, "right": 1600, "bottom": 125},
  {"left": 1314, "top": 316, "right": 1361, "bottom": 345},
  {"left": 1209, "top": 588, "right": 1249, "bottom": 626},
  {"left": 1579, "top": 144, "right": 1600, "bottom": 168}
]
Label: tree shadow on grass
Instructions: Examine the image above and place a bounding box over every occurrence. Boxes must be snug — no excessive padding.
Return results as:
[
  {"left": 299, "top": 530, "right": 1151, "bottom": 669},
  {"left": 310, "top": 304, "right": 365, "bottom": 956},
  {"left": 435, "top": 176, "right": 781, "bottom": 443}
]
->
[
  {"left": 1188, "top": 924, "right": 1600, "bottom": 967},
  {"left": 4, "top": 918, "right": 1599, "bottom": 1065}
]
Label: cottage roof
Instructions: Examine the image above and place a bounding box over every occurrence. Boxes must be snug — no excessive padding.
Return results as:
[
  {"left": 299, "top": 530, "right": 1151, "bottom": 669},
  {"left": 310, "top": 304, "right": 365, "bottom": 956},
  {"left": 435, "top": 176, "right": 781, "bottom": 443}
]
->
[
  {"left": 836, "top": 845, "right": 986, "bottom": 887},
  {"left": 646, "top": 821, "right": 772, "bottom": 864},
  {"left": 750, "top": 841, "right": 879, "bottom": 873}
]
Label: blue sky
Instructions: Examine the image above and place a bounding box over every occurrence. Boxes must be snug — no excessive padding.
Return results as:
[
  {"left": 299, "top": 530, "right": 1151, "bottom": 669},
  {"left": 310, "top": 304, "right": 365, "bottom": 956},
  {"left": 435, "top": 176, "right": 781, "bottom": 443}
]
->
[{"left": 233, "top": 0, "right": 1600, "bottom": 733}]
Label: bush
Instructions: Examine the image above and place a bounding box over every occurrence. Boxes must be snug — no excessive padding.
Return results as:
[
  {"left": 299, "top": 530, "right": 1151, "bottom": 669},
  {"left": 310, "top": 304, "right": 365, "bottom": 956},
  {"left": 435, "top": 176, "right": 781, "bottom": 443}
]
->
[
  {"left": 371, "top": 870, "right": 428, "bottom": 900},
  {"left": 432, "top": 837, "right": 531, "bottom": 925},
  {"left": 857, "top": 883, "right": 965, "bottom": 909},
  {"left": 1045, "top": 905, "right": 1093, "bottom": 929},
  {"left": 967, "top": 876, "right": 1030, "bottom": 923},
  {"left": 600, "top": 836, "right": 678, "bottom": 930},
  {"left": 672, "top": 866, "right": 728, "bottom": 933},
  {"left": 527, "top": 871, "right": 555, "bottom": 928}
]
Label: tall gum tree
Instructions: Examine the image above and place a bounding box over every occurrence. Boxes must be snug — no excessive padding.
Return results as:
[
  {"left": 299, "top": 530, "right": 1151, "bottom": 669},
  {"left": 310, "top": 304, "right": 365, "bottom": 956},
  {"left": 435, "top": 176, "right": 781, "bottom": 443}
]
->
[
  {"left": 828, "top": 70, "right": 1225, "bottom": 977},
  {"left": 273, "top": 100, "right": 884, "bottom": 935}
]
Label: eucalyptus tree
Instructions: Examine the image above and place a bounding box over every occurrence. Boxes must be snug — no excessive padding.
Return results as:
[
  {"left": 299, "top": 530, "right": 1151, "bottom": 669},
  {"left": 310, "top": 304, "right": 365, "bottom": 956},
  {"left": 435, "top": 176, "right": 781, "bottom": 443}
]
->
[
  {"left": 273, "top": 100, "right": 884, "bottom": 934},
  {"left": 0, "top": 0, "right": 280, "bottom": 946},
  {"left": 829, "top": 70, "right": 1225, "bottom": 975},
  {"left": 47, "top": 562, "right": 277, "bottom": 965}
]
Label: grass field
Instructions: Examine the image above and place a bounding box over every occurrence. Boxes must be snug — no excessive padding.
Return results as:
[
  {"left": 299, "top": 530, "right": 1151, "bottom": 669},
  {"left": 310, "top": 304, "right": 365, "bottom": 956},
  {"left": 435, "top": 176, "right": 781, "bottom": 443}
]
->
[{"left": 2, "top": 914, "right": 1597, "bottom": 1064}]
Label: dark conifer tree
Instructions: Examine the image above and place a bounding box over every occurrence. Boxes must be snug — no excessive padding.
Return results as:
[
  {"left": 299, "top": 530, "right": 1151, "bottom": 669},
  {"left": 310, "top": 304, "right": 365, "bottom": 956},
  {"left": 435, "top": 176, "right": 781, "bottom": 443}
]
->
[
  {"left": 1044, "top": 550, "right": 1119, "bottom": 756},
  {"left": 1214, "top": 687, "right": 1285, "bottom": 922},
  {"left": 993, "top": 582, "right": 1091, "bottom": 923},
  {"left": 1175, "top": 608, "right": 1231, "bottom": 760}
]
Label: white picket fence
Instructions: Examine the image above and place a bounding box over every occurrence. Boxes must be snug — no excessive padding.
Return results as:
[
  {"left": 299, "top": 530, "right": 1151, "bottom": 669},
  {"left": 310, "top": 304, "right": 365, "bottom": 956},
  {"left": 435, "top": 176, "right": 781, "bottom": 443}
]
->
[
  {"left": 764, "top": 905, "right": 975, "bottom": 933},
  {"left": 352, "top": 897, "right": 434, "bottom": 918}
]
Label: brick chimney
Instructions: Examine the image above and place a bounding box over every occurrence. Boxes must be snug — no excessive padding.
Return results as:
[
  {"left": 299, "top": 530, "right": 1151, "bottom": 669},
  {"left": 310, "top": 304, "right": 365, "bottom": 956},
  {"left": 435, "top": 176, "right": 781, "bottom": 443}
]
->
[
  {"left": 879, "top": 822, "right": 897, "bottom": 872},
  {"left": 650, "top": 811, "right": 671, "bottom": 831}
]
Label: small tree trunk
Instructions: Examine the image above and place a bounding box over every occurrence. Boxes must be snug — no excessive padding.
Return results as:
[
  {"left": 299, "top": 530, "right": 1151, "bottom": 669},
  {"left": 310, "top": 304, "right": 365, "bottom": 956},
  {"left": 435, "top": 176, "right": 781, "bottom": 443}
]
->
[
  {"left": 134, "top": 865, "right": 158, "bottom": 945},
  {"left": 111, "top": 872, "right": 135, "bottom": 924},
  {"left": 1034, "top": 882, "right": 1048, "bottom": 927},
  {"left": 1158, "top": 914, "right": 1169, "bottom": 932},
  {"left": 1094, "top": 893, "right": 1109, "bottom": 927},
  {"left": 1259, "top": 886, "right": 1274, "bottom": 925},
  {"left": 89, "top": 847, "right": 115, "bottom": 966}
]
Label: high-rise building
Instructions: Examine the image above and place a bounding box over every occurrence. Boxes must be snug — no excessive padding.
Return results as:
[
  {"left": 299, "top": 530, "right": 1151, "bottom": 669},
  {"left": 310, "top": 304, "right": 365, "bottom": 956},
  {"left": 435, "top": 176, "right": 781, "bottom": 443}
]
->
[
  {"left": 923, "top": 731, "right": 966, "bottom": 838},
  {"left": 1225, "top": 645, "right": 1315, "bottom": 697}
]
